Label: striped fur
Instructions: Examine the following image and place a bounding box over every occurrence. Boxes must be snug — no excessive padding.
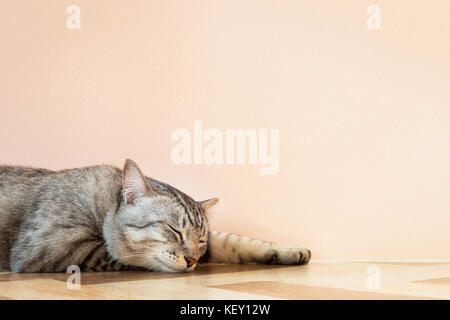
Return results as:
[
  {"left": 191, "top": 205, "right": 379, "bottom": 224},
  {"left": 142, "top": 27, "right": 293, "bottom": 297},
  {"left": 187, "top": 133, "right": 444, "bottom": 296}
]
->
[
  {"left": 202, "top": 231, "right": 311, "bottom": 265},
  {"left": 0, "top": 160, "right": 310, "bottom": 273}
]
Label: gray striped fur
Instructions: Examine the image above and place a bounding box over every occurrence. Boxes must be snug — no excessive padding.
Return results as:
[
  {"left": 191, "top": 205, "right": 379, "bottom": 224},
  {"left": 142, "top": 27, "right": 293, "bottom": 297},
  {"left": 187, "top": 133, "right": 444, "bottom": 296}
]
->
[{"left": 0, "top": 160, "right": 310, "bottom": 273}]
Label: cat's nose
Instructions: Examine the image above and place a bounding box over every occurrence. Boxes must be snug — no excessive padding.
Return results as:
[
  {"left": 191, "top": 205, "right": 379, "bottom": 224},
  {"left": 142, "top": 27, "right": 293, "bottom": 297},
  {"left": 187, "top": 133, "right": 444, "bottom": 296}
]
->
[{"left": 184, "top": 257, "right": 197, "bottom": 268}]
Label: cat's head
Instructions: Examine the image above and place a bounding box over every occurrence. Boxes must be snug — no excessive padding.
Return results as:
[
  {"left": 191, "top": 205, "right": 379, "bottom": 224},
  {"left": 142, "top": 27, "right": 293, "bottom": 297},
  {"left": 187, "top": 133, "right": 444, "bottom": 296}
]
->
[{"left": 104, "top": 159, "right": 218, "bottom": 272}]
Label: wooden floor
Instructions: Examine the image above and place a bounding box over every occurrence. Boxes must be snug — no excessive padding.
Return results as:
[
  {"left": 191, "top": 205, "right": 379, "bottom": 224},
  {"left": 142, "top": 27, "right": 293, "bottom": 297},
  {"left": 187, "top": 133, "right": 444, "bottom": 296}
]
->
[{"left": 1, "top": 262, "right": 450, "bottom": 299}]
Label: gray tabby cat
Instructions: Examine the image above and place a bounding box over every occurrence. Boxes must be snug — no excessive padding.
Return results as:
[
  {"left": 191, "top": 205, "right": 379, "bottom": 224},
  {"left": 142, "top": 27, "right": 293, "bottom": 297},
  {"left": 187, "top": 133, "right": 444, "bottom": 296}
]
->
[{"left": 0, "top": 159, "right": 310, "bottom": 273}]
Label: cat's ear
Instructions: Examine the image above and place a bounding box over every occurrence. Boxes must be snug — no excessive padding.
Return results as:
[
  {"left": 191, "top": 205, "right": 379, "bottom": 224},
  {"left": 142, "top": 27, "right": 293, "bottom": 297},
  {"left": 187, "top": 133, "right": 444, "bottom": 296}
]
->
[
  {"left": 122, "top": 159, "right": 153, "bottom": 205},
  {"left": 199, "top": 198, "right": 219, "bottom": 210}
]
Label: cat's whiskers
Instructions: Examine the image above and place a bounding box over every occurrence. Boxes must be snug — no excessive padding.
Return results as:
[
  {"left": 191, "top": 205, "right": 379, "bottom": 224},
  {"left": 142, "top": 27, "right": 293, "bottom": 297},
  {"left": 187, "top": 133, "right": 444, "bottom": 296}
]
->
[{"left": 103, "top": 252, "right": 158, "bottom": 271}]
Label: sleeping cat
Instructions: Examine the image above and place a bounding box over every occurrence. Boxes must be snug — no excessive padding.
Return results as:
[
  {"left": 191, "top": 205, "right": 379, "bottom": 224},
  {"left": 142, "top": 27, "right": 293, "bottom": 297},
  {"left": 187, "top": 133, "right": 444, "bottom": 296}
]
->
[{"left": 0, "top": 159, "right": 310, "bottom": 272}]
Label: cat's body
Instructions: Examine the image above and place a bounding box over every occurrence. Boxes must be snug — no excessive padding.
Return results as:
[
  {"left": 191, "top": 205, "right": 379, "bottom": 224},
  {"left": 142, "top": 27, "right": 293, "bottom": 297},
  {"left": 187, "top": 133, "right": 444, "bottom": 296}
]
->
[{"left": 0, "top": 160, "right": 310, "bottom": 273}]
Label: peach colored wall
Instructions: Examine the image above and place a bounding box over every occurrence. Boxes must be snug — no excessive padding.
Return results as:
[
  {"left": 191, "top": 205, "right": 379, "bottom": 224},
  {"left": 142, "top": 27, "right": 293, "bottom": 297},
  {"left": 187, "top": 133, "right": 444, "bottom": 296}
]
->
[{"left": 1, "top": 1, "right": 449, "bottom": 259}]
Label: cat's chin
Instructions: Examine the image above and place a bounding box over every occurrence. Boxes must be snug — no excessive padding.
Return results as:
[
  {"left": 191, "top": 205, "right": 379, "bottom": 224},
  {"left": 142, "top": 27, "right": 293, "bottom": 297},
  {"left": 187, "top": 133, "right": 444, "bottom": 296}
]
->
[
  {"left": 119, "top": 256, "right": 190, "bottom": 273},
  {"left": 147, "top": 264, "right": 184, "bottom": 273},
  {"left": 184, "top": 264, "right": 197, "bottom": 273},
  {"left": 151, "top": 260, "right": 196, "bottom": 273}
]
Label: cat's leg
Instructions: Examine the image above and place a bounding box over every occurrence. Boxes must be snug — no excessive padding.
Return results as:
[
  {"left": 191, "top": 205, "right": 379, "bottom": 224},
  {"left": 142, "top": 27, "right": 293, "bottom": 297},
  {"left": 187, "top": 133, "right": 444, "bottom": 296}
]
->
[{"left": 201, "top": 231, "right": 311, "bottom": 265}]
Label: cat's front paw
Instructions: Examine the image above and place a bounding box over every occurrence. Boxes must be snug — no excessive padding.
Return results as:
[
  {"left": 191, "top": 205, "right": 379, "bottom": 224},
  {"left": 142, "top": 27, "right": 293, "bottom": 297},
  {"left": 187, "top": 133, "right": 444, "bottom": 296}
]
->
[
  {"left": 271, "top": 247, "right": 311, "bottom": 265},
  {"left": 298, "top": 248, "right": 311, "bottom": 265}
]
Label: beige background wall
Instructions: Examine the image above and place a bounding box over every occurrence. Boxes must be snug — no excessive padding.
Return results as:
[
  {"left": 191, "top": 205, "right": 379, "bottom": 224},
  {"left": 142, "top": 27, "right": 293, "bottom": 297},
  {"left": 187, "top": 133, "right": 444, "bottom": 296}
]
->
[{"left": 1, "top": 1, "right": 449, "bottom": 259}]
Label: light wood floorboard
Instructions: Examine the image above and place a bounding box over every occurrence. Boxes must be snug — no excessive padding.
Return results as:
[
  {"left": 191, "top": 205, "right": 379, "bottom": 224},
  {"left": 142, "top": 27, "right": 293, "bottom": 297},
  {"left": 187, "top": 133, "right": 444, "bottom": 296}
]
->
[{"left": 0, "top": 262, "right": 449, "bottom": 300}]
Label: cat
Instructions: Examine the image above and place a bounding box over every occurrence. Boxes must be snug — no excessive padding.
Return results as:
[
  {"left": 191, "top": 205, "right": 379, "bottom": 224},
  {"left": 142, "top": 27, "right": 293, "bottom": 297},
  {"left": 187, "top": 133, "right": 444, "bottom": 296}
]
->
[{"left": 0, "top": 159, "right": 310, "bottom": 273}]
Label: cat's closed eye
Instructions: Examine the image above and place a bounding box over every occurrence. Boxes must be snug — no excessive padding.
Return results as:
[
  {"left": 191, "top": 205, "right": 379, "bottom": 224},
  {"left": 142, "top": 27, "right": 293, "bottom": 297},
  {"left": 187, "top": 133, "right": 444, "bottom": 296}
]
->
[
  {"left": 125, "top": 221, "right": 160, "bottom": 229},
  {"left": 167, "top": 225, "right": 183, "bottom": 242}
]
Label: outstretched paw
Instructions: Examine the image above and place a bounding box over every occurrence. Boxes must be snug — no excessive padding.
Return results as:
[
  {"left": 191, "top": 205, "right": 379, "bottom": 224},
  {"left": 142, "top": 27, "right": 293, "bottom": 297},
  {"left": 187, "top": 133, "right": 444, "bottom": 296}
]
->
[
  {"left": 277, "top": 247, "right": 311, "bottom": 265},
  {"left": 263, "top": 247, "right": 311, "bottom": 265},
  {"left": 297, "top": 248, "right": 311, "bottom": 265}
]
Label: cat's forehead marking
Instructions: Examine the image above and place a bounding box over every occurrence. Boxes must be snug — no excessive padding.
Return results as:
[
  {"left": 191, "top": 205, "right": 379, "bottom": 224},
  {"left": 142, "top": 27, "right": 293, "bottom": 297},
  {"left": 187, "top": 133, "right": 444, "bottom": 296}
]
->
[{"left": 147, "top": 178, "right": 206, "bottom": 230}]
